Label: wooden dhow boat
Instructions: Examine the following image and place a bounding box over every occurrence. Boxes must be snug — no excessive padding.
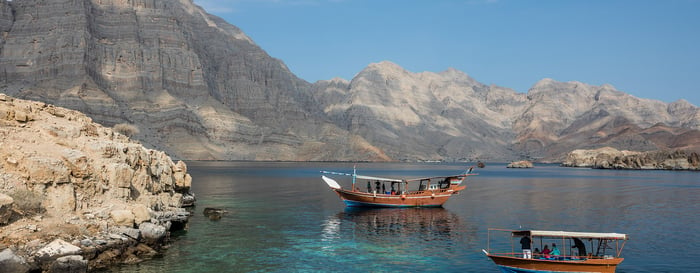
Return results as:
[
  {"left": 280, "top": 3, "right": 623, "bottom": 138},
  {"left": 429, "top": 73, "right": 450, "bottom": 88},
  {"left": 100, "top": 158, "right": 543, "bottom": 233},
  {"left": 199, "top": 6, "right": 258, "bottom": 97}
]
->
[
  {"left": 320, "top": 167, "right": 475, "bottom": 207},
  {"left": 483, "top": 228, "right": 629, "bottom": 273}
]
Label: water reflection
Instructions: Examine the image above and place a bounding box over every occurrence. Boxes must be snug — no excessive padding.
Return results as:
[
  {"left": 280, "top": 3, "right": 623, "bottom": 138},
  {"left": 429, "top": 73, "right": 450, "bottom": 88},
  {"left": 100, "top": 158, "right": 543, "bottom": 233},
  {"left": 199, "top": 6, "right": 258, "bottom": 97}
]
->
[{"left": 326, "top": 207, "right": 479, "bottom": 247}]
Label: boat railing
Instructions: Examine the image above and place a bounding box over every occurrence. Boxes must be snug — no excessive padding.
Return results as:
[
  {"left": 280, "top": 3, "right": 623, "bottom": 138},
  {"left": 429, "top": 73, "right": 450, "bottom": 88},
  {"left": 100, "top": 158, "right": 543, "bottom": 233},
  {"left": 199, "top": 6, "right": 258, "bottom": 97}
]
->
[
  {"left": 490, "top": 252, "right": 595, "bottom": 261},
  {"left": 409, "top": 189, "right": 451, "bottom": 195}
]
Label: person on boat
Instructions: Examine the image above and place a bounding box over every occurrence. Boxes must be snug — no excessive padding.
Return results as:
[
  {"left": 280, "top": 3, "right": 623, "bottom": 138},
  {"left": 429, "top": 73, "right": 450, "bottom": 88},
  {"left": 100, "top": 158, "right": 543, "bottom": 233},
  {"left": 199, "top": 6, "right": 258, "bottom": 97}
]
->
[
  {"left": 367, "top": 181, "right": 371, "bottom": 193},
  {"left": 382, "top": 183, "right": 386, "bottom": 194},
  {"left": 533, "top": 248, "right": 541, "bottom": 258},
  {"left": 519, "top": 236, "right": 532, "bottom": 259},
  {"left": 375, "top": 181, "right": 381, "bottom": 193},
  {"left": 572, "top": 238, "right": 587, "bottom": 258},
  {"left": 550, "top": 243, "right": 561, "bottom": 256},
  {"left": 391, "top": 183, "right": 396, "bottom": 195},
  {"left": 541, "top": 245, "right": 551, "bottom": 258}
]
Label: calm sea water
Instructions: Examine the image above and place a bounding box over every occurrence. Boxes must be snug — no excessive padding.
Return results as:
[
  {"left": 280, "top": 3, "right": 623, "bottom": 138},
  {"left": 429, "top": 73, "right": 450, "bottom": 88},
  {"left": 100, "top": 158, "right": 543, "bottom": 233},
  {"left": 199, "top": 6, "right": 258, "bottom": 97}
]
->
[{"left": 112, "top": 162, "right": 699, "bottom": 273}]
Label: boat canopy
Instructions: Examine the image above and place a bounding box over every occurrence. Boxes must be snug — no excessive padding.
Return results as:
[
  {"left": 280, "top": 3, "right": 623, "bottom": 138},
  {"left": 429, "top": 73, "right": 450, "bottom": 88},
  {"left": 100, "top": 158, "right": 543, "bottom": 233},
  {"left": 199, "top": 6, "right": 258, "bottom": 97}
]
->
[
  {"left": 512, "top": 230, "right": 628, "bottom": 240},
  {"left": 320, "top": 171, "right": 404, "bottom": 182}
]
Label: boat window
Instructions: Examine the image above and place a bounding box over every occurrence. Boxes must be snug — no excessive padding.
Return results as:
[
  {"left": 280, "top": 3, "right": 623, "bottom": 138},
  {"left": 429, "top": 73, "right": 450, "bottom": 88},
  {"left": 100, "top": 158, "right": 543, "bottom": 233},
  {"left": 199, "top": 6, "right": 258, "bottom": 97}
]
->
[{"left": 418, "top": 179, "right": 429, "bottom": 191}]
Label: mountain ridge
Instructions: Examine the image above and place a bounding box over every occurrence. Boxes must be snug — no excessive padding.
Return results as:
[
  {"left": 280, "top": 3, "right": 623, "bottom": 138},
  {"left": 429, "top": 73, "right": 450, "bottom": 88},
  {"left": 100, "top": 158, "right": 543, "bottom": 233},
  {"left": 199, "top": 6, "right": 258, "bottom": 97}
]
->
[{"left": 1, "top": 0, "right": 698, "bottom": 162}]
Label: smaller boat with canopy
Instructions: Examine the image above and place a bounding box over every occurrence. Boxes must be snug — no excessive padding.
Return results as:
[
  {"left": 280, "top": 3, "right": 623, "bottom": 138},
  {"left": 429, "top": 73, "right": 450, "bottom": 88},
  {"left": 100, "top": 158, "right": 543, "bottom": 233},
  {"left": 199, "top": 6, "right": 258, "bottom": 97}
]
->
[{"left": 483, "top": 228, "right": 629, "bottom": 273}]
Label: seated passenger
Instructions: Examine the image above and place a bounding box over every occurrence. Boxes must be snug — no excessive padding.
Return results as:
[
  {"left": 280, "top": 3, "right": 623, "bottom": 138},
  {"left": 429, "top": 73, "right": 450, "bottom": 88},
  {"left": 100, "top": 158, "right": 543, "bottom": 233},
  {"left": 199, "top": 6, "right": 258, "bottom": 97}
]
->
[
  {"left": 541, "top": 245, "right": 551, "bottom": 258},
  {"left": 551, "top": 243, "right": 561, "bottom": 256}
]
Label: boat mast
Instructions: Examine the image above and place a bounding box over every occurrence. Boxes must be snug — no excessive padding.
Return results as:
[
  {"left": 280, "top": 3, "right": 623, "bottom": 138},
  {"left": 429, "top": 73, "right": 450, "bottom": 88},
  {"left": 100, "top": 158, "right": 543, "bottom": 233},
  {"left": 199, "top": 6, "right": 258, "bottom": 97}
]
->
[{"left": 352, "top": 165, "right": 356, "bottom": 191}]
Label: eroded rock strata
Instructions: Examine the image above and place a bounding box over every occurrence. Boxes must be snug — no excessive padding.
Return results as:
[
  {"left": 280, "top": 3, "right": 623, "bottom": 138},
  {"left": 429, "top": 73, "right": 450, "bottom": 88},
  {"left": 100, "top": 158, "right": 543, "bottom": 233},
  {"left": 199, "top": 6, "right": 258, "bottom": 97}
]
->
[
  {"left": 0, "top": 94, "right": 194, "bottom": 272},
  {"left": 562, "top": 147, "right": 700, "bottom": 170}
]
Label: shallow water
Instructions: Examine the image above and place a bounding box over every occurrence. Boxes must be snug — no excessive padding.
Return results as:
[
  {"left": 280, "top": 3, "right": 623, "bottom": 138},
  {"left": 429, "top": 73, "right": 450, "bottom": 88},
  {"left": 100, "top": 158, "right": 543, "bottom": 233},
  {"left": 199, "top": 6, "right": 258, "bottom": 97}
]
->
[{"left": 112, "top": 162, "right": 700, "bottom": 272}]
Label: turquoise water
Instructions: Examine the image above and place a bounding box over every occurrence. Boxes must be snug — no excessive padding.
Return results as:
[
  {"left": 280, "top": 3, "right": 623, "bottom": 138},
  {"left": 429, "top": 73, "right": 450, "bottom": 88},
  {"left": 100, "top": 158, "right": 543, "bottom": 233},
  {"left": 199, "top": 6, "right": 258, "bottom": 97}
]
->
[{"left": 112, "top": 162, "right": 700, "bottom": 272}]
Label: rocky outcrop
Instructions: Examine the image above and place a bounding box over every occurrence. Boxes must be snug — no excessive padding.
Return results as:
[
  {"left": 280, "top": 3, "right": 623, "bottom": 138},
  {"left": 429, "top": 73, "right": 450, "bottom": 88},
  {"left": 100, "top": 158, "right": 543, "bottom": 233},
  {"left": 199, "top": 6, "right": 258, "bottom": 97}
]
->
[
  {"left": 562, "top": 147, "right": 700, "bottom": 170},
  {"left": 0, "top": 94, "right": 194, "bottom": 272},
  {"left": 507, "top": 160, "right": 534, "bottom": 168}
]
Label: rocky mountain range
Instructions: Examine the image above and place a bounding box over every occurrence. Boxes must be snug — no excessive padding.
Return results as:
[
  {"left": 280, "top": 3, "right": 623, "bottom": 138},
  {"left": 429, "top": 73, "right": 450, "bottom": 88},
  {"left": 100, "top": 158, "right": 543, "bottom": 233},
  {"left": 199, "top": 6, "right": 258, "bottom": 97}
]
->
[{"left": 1, "top": 0, "right": 699, "bottom": 162}]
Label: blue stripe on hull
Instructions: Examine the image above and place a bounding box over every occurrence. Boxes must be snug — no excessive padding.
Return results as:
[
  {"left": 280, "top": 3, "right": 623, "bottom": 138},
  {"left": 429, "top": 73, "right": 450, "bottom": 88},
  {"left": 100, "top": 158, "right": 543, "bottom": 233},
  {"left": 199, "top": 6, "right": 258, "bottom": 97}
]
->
[
  {"left": 498, "top": 265, "right": 592, "bottom": 273},
  {"left": 343, "top": 200, "right": 443, "bottom": 208}
]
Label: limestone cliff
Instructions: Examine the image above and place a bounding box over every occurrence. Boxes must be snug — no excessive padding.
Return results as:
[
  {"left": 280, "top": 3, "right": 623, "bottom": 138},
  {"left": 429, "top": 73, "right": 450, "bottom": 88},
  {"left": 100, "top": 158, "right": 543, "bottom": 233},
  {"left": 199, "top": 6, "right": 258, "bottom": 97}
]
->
[
  {"left": 0, "top": 94, "right": 193, "bottom": 272},
  {"left": 0, "top": 0, "right": 384, "bottom": 161}
]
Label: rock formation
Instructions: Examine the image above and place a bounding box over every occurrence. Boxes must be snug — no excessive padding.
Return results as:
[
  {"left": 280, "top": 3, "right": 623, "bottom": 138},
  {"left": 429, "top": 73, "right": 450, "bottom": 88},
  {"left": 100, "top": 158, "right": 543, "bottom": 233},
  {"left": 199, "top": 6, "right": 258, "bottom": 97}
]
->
[
  {"left": 507, "top": 160, "right": 534, "bottom": 168},
  {"left": 0, "top": 0, "right": 699, "bottom": 162},
  {"left": 0, "top": 94, "right": 194, "bottom": 272},
  {"left": 562, "top": 147, "right": 700, "bottom": 170}
]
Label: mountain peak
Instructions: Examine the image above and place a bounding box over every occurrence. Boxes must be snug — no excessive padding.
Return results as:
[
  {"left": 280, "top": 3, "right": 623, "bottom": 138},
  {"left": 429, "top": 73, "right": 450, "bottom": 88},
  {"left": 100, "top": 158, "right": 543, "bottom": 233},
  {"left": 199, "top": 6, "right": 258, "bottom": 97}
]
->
[{"left": 363, "top": 61, "right": 407, "bottom": 74}]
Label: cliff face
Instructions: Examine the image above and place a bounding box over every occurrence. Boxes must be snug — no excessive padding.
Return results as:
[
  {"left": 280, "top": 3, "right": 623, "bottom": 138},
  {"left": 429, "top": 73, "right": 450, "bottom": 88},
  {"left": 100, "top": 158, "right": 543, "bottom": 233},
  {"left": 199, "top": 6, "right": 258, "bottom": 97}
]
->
[
  {"left": 1, "top": 0, "right": 698, "bottom": 162},
  {"left": 0, "top": 94, "right": 193, "bottom": 271},
  {"left": 0, "top": 0, "right": 381, "bottom": 161}
]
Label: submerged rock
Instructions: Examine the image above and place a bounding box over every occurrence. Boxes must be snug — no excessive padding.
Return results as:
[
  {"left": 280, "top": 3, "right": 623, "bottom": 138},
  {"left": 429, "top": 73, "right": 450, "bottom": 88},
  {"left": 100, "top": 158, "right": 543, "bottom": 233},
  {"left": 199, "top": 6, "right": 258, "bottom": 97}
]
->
[{"left": 203, "top": 208, "right": 228, "bottom": 221}]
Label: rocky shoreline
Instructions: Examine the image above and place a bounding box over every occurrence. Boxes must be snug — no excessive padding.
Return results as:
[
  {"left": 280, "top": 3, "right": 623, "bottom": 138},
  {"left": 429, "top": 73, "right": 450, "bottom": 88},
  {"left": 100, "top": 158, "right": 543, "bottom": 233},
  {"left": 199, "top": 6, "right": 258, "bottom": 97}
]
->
[
  {"left": 0, "top": 94, "right": 195, "bottom": 272},
  {"left": 561, "top": 147, "right": 700, "bottom": 170}
]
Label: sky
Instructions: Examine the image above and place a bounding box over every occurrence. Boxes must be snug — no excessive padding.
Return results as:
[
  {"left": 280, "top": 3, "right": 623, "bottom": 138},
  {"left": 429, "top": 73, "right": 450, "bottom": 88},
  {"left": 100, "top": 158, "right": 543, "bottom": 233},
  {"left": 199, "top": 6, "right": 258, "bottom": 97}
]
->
[{"left": 193, "top": 0, "right": 700, "bottom": 106}]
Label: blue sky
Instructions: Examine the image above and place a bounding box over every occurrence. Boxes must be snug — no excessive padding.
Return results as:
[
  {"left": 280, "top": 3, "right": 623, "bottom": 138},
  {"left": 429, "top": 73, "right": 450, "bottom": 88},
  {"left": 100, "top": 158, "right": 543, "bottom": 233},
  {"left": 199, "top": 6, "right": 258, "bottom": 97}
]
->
[{"left": 193, "top": 0, "right": 700, "bottom": 106}]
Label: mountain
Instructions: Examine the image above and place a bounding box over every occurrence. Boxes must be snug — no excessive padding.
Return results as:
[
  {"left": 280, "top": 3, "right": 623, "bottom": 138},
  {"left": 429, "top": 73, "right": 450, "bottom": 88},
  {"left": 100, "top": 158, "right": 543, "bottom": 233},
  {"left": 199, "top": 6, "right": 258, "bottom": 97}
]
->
[
  {"left": 313, "top": 62, "right": 700, "bottom": 161},
  {"left": 312, "top": 61, "right": 528, "bottom": 161},
  {"left": 0, "top": 0, "right": 385, "bottom": 161},
  {"left": 1, "top": 0, "right": 698, "bottom": 162}
]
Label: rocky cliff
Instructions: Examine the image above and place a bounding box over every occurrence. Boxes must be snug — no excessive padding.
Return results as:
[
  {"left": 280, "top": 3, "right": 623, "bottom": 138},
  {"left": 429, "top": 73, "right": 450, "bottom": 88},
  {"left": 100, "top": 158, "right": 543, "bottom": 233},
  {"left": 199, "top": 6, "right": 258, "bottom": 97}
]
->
[
  {"left": 1, "top": 0, "right": 699, "bottom": 162},
  {"left": 0, "top": 94, "right": 193, "bottom": 272},
  {"left": 562, "top": 147, "right": 700, "bottom": 170},
  {"left": 0, "top": 0, "right": 384, "bottom": 161}
]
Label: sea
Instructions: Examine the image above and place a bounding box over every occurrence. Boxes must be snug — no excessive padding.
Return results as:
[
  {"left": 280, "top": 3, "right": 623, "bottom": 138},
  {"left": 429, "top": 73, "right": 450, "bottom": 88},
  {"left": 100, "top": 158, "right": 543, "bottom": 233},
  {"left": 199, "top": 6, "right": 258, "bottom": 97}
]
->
[{"left": 112, "top": 161, "right": 699, "bottom": 273}]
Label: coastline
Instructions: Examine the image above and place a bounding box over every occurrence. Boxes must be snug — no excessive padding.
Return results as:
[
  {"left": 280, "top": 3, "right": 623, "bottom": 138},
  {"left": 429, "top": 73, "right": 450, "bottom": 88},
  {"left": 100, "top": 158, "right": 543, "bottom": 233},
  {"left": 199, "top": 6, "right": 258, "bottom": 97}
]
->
[{"left": 561, "top": 147, "right": 699, "bottom": 171}]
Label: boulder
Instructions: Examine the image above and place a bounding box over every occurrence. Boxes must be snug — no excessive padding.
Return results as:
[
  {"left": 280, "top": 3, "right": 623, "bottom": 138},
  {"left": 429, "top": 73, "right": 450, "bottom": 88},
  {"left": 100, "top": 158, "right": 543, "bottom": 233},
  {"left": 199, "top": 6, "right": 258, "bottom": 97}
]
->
[
  {"left": 43, "top": 183, "right": 77, "bottom": 216},
  {"left": 35, "top": 239, "right": 81, "bottom": 260},
  {"left": 138, "top": 222, "right": 166, "bottom": 244},
  {"left": 110, "top": 210, "right": 135, "bottom": 227},
  {"left": 131, "top": 204, "right": 150, "bottom": 225},
  {"left": 0, "top": 193, "right": 14, "bottom": 225},
  {"left": 0, "top": 248, "right": 32, "bottom": 273},
  {"left": 48, "top": 255, "right": 87, "bottom": 273}
]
